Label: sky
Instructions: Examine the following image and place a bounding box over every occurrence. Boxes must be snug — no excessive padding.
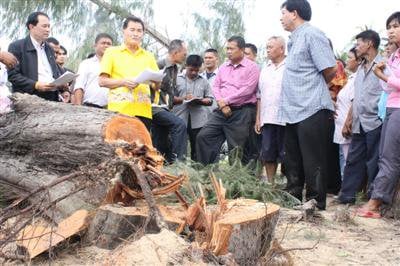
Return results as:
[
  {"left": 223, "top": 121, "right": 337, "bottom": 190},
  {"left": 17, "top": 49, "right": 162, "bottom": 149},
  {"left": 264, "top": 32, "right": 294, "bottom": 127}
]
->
[
  {"left": 152, "top": 0, "right": 399, "bottom": 54},
  {"left": 1, "top": 0, "right": 398, "bottom": 56}
]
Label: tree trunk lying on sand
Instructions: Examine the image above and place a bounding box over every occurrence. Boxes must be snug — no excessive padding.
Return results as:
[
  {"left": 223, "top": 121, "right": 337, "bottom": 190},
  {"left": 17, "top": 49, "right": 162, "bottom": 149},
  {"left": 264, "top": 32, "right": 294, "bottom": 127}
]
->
[{"left": 0, "top": 93, "right": 166, "bottom": 222}]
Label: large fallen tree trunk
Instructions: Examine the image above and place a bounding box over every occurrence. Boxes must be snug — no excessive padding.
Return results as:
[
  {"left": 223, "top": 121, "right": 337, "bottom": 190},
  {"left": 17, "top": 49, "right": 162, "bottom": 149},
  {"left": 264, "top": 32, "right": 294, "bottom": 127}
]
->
[{"left": 0, "top": 93, "right": 160, "bottom": 221}]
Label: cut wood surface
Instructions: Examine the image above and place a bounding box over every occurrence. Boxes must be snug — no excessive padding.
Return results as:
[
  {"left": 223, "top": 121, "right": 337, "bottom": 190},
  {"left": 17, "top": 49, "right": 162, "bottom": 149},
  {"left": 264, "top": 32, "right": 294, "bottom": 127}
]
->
[
  {"left": 211, "top": 199, "right": 280, "bottom": 265},
  {"left": 188, "top": 198, "right": 280, "bottom": 265},
  {"left": 16, "top": 209, "right": 89, "bottom": 259},
  {"left": 87, "top": 204, "right": 186, "bottom": 249}
]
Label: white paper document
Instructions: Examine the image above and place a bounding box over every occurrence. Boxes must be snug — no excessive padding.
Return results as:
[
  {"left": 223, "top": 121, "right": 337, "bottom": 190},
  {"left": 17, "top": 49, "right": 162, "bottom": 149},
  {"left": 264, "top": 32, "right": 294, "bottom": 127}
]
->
[
  {"left": 134, "top": 69, "right": 165, "bottom": 84},
  {"left": 151, "top": 103, "right": 168, "bottom": 108},
  {"left": 183, "top": 97, "right": 202, "bottom": 104},
  {"left": 50, "top": 71, "right": 79, "bottom": 86}
]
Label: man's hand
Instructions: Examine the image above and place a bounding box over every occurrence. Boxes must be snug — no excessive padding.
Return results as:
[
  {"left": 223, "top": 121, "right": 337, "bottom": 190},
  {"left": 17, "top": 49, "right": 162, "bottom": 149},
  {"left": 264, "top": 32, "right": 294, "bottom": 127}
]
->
[
  {"left": 221, "top": 105, "right": 232, "bottom": 118},
  {"left": 57, "top": 84, "right": 70, "bottom": 91},
  {"left": 35, "top": 81, "right": 56, "bottom": 92},
  {"left": 199, "top": 98, "right": 212, "bottom": 106},
  {"left": 342, "top": 115, "right": 352, "bottom": 138},
  {"left": 122, "top": 79, "right": 138, "bottom": 90},
  {"left": 150, "top": 81, "right": 161, "bottom": 91},
  {"left": 0, "top": 51, "right": 18, "bottom": 69},
  {"left": 217, "top": 99, "right": 227, "bottom": 109},
  {"left": 185, "top": 94, "right": 194, "bottom": 100},
  {"left": 373, "top": 61, "right": 388, "bottom": 82},
  {"left": 254, "top": 119, "right": 261, "bottom": 134}
]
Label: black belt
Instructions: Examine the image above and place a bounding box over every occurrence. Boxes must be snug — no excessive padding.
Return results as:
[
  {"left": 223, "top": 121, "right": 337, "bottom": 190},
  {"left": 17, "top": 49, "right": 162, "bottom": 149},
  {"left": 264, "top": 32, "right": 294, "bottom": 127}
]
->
[
  {"left": 229, "top": 103, "right": 256, "bottom": 111},
  {"left": 84, "top": 102, "right": 106, "bottom": 109}
]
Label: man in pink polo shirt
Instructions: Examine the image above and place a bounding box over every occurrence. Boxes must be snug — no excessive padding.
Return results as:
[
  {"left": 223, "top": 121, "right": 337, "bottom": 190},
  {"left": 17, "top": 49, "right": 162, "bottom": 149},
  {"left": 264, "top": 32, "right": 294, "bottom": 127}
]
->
[{"left": 196, "top": 36, "right": 260, "bottom": 165}]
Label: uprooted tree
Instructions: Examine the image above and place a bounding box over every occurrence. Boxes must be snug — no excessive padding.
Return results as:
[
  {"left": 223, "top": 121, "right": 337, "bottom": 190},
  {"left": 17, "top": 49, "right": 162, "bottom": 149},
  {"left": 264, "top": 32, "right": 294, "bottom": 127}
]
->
[{"left": 0, "top": 93, "right": 280, "bottom": 264}]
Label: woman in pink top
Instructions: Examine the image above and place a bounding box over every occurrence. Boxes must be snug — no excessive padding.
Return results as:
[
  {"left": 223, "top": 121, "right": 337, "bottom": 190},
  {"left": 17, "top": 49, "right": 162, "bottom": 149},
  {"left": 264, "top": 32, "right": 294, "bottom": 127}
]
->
[{"left": 357, "top": 11, "right": 400, "bottom": 218}]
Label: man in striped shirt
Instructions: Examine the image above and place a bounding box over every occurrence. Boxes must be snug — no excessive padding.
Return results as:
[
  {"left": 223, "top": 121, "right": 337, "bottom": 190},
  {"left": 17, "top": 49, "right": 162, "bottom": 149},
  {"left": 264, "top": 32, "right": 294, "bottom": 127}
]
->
[{"left": 279, "top": 0, "right": 337, "bottom": 210}]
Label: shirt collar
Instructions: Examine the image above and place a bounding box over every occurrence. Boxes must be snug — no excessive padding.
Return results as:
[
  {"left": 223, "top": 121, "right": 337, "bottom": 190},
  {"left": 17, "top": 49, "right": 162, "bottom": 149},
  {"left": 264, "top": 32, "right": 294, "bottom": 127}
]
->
[
  {"left": 290, "top": 22, "right": 309, "bottom": 39},
  {"left": 206, "top": 68, "right": 218, "bottom": 75},
  {"left": 30, "top": 35, "right": 45, "bottom": 50},
  {"left": 266, "top": 58, "right": 286, "bottom": 69},
  {"left": 120, "top": 43, "right": 144, "bottom": 55},
  {"left": 164, "top": 57, "right": 176, "bottom": 68},
  {"left": 228, "top": 57, "right": 251, "bottom": 67},
  {"left": 90, "top": 55, "right": 100, "bottom": 63},
  {"left": 179, "top": 73, "right": 202, "bottom": 81},
  {"left": 391, "top": 48, "right": 400, "bottom": 61}
]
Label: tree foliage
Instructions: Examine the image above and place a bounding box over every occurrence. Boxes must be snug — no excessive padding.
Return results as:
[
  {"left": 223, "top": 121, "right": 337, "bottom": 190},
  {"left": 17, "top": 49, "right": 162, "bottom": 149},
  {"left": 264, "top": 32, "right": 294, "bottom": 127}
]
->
[
  {"left": 187, "top": 0, "right": 249, "bottom": 59},
  {"left": 0, "top": 0, "right": 155, "bottom": 70}
]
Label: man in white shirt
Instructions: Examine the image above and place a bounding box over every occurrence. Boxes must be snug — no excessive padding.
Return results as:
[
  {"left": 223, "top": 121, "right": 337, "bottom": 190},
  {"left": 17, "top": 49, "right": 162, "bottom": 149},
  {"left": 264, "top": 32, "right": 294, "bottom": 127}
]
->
[
  {"left": 201, "top": 48, "right": 219, "bottom": 87},
  {"left": 73, "top": 33, "right": 113, "bottom": 108},
  {"left": 8, "top": 11, "right": 62, "bottom": 101},
  {"left": 255, "top": 36, "right": 286, "bottom": 183}
]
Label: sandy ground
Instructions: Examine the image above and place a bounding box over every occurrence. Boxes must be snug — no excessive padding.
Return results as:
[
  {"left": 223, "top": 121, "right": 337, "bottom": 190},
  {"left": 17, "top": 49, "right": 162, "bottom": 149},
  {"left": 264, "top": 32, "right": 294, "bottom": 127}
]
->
[
  {"left": 2, "top": 197, "right": 400, "bottom": 265},
  {"left": 274, "top": 197, "right": 400, "bottom": 266}
]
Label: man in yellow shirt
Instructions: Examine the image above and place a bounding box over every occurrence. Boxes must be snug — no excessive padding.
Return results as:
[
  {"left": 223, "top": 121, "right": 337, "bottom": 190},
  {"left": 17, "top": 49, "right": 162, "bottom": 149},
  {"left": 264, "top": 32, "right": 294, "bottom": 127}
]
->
[{"left": 99, "top": 16, "right": 159, "bottom": 129}]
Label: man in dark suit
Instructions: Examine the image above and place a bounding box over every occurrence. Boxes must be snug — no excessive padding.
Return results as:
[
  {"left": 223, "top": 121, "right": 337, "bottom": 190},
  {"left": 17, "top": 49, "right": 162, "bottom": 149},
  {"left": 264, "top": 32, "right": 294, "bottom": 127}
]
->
[{"left": 8, "top": 11, "right": 61, "bottom": 101}]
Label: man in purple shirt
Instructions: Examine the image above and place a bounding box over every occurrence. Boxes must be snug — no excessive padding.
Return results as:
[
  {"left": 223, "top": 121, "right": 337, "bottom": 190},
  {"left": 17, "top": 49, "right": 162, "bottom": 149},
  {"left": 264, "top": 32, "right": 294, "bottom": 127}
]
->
[{"left": 196, "top": 36, "right": 260, "bottom": 165}]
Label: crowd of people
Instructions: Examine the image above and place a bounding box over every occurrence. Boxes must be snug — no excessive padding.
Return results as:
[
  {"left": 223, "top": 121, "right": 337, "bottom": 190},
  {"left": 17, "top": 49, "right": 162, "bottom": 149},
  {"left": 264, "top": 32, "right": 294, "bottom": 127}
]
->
[{"left": 1, "top": 0, "right": 400, "bottom": 218}]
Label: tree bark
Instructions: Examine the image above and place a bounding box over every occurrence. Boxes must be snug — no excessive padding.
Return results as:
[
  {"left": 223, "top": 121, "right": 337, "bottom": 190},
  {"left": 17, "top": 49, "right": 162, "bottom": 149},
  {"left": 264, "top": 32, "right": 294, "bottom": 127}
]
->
[
  {"left": 0, "top": 93, "right": 151, "bottom": 221},
  {"left": 87, "top": 204, "right": 185, "bottom": 249}
]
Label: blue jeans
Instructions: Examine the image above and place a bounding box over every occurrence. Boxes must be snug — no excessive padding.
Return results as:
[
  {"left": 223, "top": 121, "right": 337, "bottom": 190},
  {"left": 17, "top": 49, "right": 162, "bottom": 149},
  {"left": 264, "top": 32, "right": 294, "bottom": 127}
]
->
[
  {"left": 339, "top": 145, "right": 346, "bottom": 178},
  {"left": 338, "top": 125, "right": 381, "bottom": 203},
  {"left": 152, "top": 110, "right": 187, "bottom": 162}
]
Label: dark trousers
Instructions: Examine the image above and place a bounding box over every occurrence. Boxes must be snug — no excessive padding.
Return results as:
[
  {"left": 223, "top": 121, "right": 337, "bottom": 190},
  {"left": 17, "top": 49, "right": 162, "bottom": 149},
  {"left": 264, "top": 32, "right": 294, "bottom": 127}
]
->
[
  {"left": 187, "top": 117, "right": 202, "bottom": 161},
  {"left": 371, "top": 108, "right": 400, "bottom": 204},
  {"left": 338, "top": 124, "right": 381, "bottom": 203},
  {"left": 151, "top": 110, "right": 187, "bottom": 162},
  {"left": 242, "top": 112, "right": 261, "bottom": 165},
  {"left": 284, "top": 109, "right": 333, "bottom": 210},
  {"left": 137, "top": 116, "right": 152, "bottom": 131},
  {"left": 327, "top": 115, "right": 342, "bottom": 194},
  {"left": 196, "top": 105, "right": 255, "bottom": 165}
]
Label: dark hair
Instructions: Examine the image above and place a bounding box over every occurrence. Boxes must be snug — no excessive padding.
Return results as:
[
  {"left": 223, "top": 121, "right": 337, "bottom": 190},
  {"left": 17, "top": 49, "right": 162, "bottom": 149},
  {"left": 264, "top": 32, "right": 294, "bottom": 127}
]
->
[
  {"left": 95, "top": 33, "right": 113, "bottom": 44},
  {"left": 349, "top": 46, "right": 359, "bottom": 61},
  {"left": 185, "top": 54, "right": 203, "bottom": 67},
  {"left": 26, "top": 11, "right": 49, "bottom": 30},
  {"left": 86, "top": 52, "right": 95, "bottom": 59},
  {"left": 168, "top": 39, "right": 185, "bottom": 53},
  {"left": 386, "top": 12, "right": 400, "bottom": 29},
  {"left": 281, "top": 0, "right": 312, "bottom": 21},
  {"left": 227, "top": 36, "right": 246, "bottom": 49},
  {"left": 245, "top": 43, "right": 258, "bottom": 55},
  {"left": 59, "top": 45, "right": 67, "bottom": 55},
  {"left": 355, "top": 30, "right": 380, "bottom": 49},
  {"left": 123, "top": 16, "right": 145, "bottom": 31},
  {"left": 47, "top": 37, "right": 59, "bottom": 46},
  {"left": 204, "top": 48, "right": 218, "bottom": 56}
]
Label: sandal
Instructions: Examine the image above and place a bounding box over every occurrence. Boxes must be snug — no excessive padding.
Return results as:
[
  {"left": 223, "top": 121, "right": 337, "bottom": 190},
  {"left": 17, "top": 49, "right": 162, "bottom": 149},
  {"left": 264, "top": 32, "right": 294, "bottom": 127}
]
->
[{"left": 355, "top": 208, "right": 381, "bottom": 219}]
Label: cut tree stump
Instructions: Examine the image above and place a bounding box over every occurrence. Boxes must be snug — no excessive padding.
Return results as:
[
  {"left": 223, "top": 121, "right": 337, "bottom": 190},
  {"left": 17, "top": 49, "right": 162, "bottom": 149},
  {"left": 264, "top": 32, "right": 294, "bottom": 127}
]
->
[
  {"left": 0, "top": 93, "right": 154, "bottom": 221},
  {"left": 87, "top": 204, "right": 186, "bottom": 249},
  {"left": 203, "top": 199, "right": 279, "bottom": 265}
]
